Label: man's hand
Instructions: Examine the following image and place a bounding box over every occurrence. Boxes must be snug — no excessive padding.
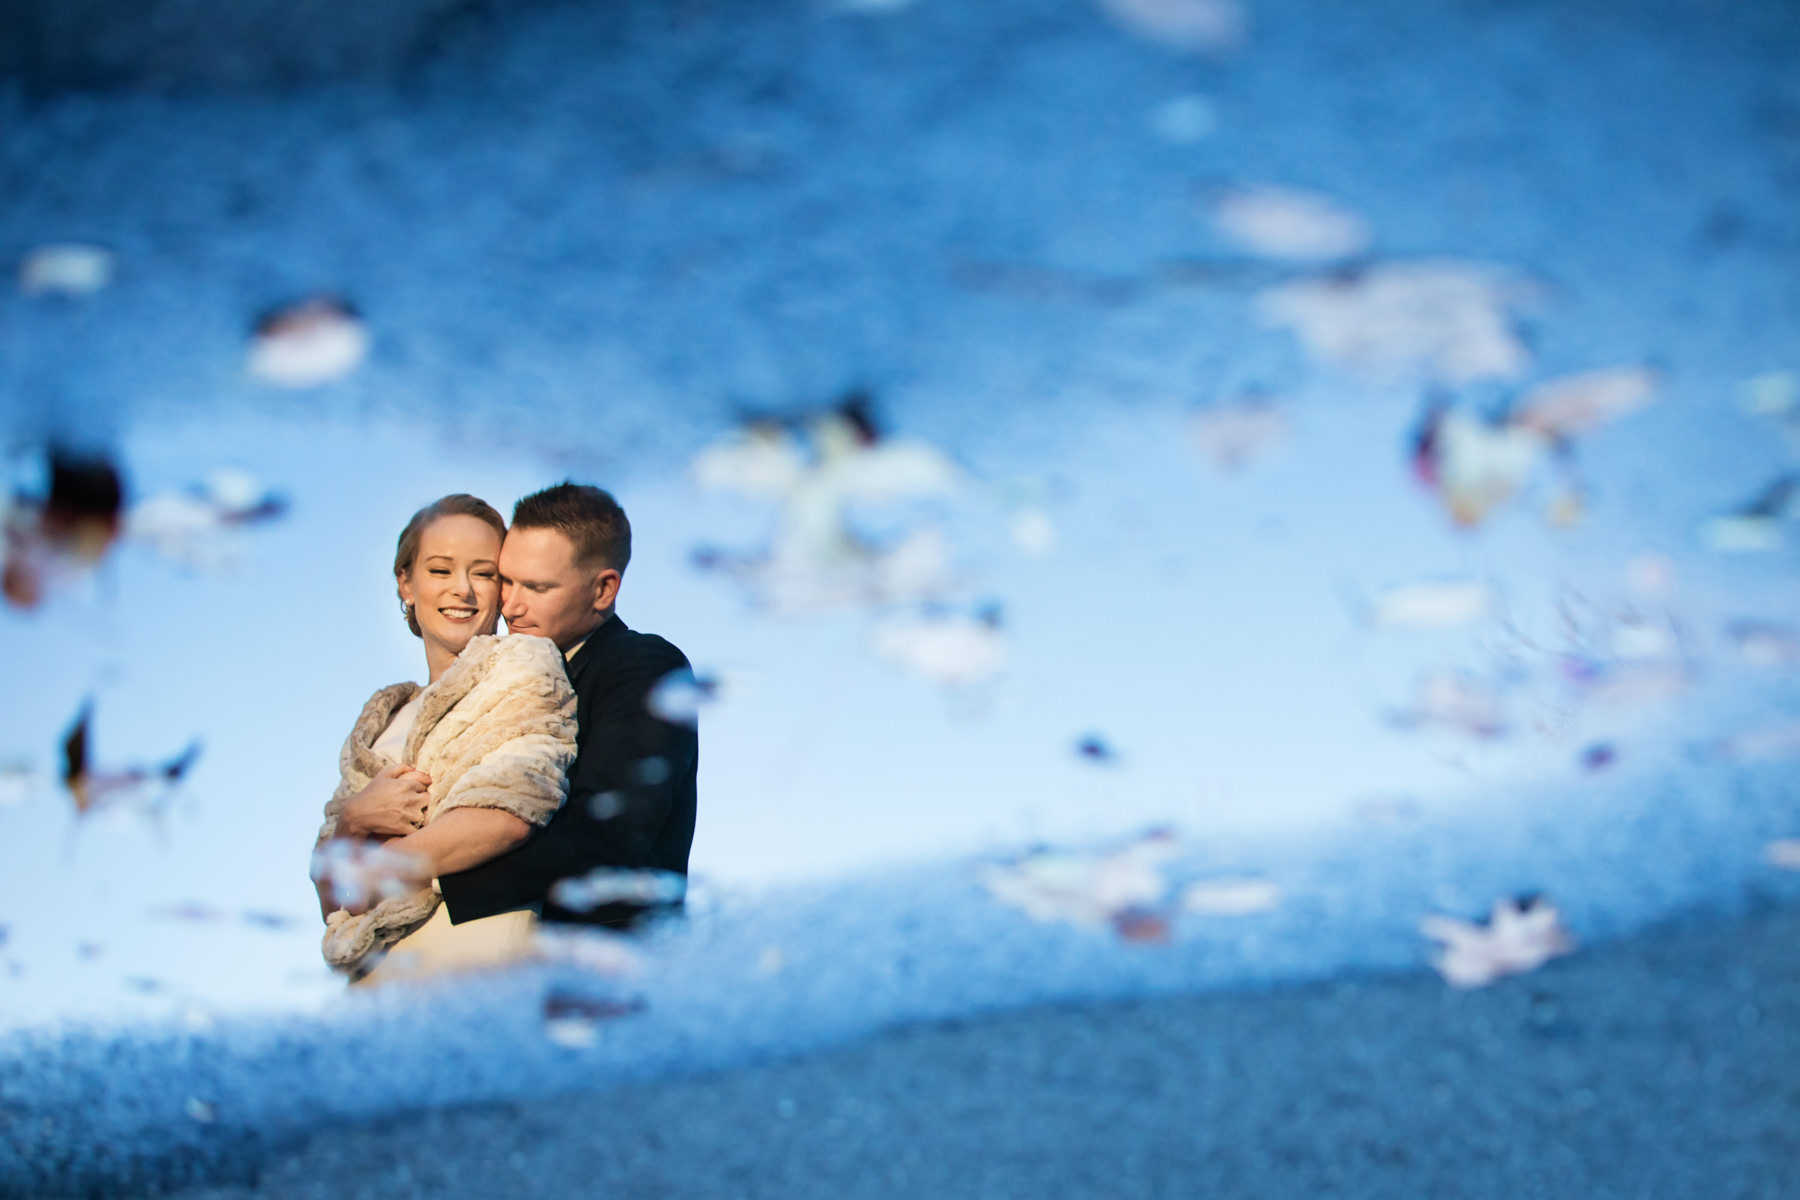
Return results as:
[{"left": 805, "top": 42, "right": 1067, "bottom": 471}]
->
[{"left": 339, "top": 763, "right": 432, "bottom": 838}]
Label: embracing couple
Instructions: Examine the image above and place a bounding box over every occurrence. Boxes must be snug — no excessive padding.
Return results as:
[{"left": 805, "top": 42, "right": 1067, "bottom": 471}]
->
[{"left": 311, "top": 483, "right": 697, "bottom": 984}]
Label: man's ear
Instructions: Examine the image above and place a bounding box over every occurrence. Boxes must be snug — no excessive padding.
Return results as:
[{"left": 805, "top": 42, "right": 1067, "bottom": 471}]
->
[{"left": 592, "top": 568, "right": 622, "bottom": 613}]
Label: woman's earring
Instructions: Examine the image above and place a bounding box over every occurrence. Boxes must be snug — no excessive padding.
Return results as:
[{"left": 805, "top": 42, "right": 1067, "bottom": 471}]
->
[{"left": 401, "top": 601, "right": 414, "bottom": 624}]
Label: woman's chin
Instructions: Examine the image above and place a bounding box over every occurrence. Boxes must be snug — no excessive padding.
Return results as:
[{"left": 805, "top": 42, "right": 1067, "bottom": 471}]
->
[{"left": 437, "top": 621, "right": 499, "bottom": 655}]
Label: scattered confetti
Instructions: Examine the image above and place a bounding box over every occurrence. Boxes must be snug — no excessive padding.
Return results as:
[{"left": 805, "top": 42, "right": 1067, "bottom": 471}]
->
[
  {"left": 758, "top": 946, "right": 785, "bottom": 975},
  {"left": 1511, "top": 366, "right": 1660, "bottom": 439},
  {"left": 1421, "top": 895, "right": 1575, "bottom": 988},
  {"left": 1181, "top": 876, "right": 1281, "bottom": 915},
  {"left": 1149, "top": 94, "right": 1217, "bottom": 143},
  {"left": 247, "top": 296, "right": 369, "bottom": 388},
  {"left": 1094, "top": 0, "right": 1246, "bottom": 53},
  {"left": 981, "top": 829, "right": 1178, "bottom": 933},
  {"left": 18, "top": 243, "right": 114, "bottom": 297},
  {"left": 1765, "top": 839, "right": 1800, "bottom": 870},
  {"left": 61, "top": 702, "right": 202, "bottom": 820},
  {"left": 1366, "top": 578, "right": 1496, "bottom": 631},
  {"left": 1208, "top": 186, "right": 1371, "bottom": 262},
  {"left": 1258, "top": 260, "right": 1538, "bottom": 385},
  {"left": 549, "top": 867, "right": 688, "bottom": 912},
  {"left": 871, "top": 608, "right": 1007, "bottom": 686},
  {"left": 1191, "top": 391, "right": 1288, "bottom": 470},
  {"left": 183, "top": 1098, "right": 217, "bottom": 1124}
]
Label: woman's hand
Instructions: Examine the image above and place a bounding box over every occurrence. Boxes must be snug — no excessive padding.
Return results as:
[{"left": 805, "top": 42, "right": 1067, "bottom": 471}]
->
[{"left": 338, "top": 763, "right": 432, "bottom": 838}]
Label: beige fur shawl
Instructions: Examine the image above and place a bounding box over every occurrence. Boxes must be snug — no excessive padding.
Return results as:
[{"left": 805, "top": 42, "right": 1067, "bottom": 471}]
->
[{"left": 317, "top": 633, "right": 577, "bottom": 976}]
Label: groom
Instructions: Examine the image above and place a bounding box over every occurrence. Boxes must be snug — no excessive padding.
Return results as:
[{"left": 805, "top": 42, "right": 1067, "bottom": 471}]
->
[{"left": 348, "top": 481, "right": 698, "bottom": 928}]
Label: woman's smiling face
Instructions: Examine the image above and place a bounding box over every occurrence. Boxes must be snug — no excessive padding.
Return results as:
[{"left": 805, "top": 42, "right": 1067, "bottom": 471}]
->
[{"left": 397, "top": 514, "right": 503, "bottom": 658}]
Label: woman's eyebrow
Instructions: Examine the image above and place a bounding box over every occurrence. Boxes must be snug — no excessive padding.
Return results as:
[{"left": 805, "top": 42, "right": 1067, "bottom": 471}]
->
[{"left": 423, "top": 555, "right": 498, "bottom": 566}]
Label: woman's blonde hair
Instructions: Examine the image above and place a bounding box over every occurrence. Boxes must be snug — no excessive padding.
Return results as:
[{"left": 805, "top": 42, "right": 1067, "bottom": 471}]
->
[{"left": 394, "top": 494, "right": 507, "bottom": 637}]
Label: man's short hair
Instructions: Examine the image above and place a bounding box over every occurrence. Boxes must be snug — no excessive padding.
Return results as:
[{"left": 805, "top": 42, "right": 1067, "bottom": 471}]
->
[{"left": 512, "top": 482, "right": 632, "bottom": 574}]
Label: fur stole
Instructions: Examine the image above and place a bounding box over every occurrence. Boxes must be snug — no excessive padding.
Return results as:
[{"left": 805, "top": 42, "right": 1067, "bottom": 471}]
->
[{"left": 317, "top": 634, "right": 577, "bottom": 977}]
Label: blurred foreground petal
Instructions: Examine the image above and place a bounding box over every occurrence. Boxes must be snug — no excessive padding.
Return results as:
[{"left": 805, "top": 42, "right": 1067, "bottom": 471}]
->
[
  {"left": 247, "top": 297, "right": 369, "bottom": 388},
  {"left": 1208, "top": 186, "right": 1371, "bottom": 262},
  {"left": 1421, "top": 895, "right": 1575, "bottom": 988}
]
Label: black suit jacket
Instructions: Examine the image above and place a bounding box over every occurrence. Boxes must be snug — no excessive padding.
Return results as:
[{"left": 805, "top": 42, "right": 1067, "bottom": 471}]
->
[{"left": 438, "top": 615, "right": 698, "bottom": 927}]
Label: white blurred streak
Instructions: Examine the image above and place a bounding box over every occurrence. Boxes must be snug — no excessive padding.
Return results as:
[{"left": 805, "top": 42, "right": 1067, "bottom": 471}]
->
[
  {"left": 1512, "top": 366, "right": 1660, "bottom": 439},
  {"left": 1094, "top": 0, "right": 1246, "bottom": 53},
  {"left": 549, "top": 867, "right": 688, "bottom": 912},
  {"left": 871, "top": 610, "right": 1006, "bottom": 685},
  {"left": 1258, "top": 261, "right": 1537, "bottom": 385},
  {"left": 18, "top": 243, "right": 114, "bottom": 297},
  {"left": 1368, "top": 579, "right": 1495, "bottom": 631},
  {"left": 1181, "top": 876, "right": 1281, "bottom": 915},
  {"left": 1209, "top": 186, "right": 1371, "bottom": 262},
  {"left": 1765, "top": 839, "right": 1800, "bottom": 870}
]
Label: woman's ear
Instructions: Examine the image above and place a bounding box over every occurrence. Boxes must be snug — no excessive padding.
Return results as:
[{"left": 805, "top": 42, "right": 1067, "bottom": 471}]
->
[{"left": 396, "top": 569, "right": 415, "bottom": 606}]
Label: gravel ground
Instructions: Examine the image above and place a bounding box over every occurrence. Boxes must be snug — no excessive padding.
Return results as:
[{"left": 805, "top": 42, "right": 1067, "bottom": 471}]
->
[{"left": 154, "top": 902, "right": 1800, "bottom": 1200}]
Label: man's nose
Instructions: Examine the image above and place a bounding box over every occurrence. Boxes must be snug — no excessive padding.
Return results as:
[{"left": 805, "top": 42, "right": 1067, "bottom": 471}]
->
[{"left": 501, "top": 582, "right": 524, "bottom": 616}]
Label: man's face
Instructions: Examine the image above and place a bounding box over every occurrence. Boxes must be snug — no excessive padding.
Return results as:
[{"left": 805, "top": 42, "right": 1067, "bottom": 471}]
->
[{"left": 498, "top": 526, "right": 620, "bottom": 650}]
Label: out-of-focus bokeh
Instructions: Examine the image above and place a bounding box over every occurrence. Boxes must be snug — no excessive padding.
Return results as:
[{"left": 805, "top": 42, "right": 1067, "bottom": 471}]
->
[{"left": 3, "top": 0, "right": 1800, "bottom": 1192}]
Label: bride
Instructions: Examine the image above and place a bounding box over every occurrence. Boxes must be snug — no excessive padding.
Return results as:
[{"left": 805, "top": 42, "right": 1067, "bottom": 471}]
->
[{"left": 311, "top": 493, "right": 577, "bottom": 983}]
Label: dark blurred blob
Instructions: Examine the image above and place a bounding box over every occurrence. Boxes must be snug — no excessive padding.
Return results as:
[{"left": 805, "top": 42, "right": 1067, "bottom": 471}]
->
[
  {"left": 0, "top": 0, "right": 557, "bottom": 94},
  {"left": 4, "top": 450, "right": 124, "bottom": 609},
  {"left": 61, "top": 700, "right": 203, "bottom": 819}
]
